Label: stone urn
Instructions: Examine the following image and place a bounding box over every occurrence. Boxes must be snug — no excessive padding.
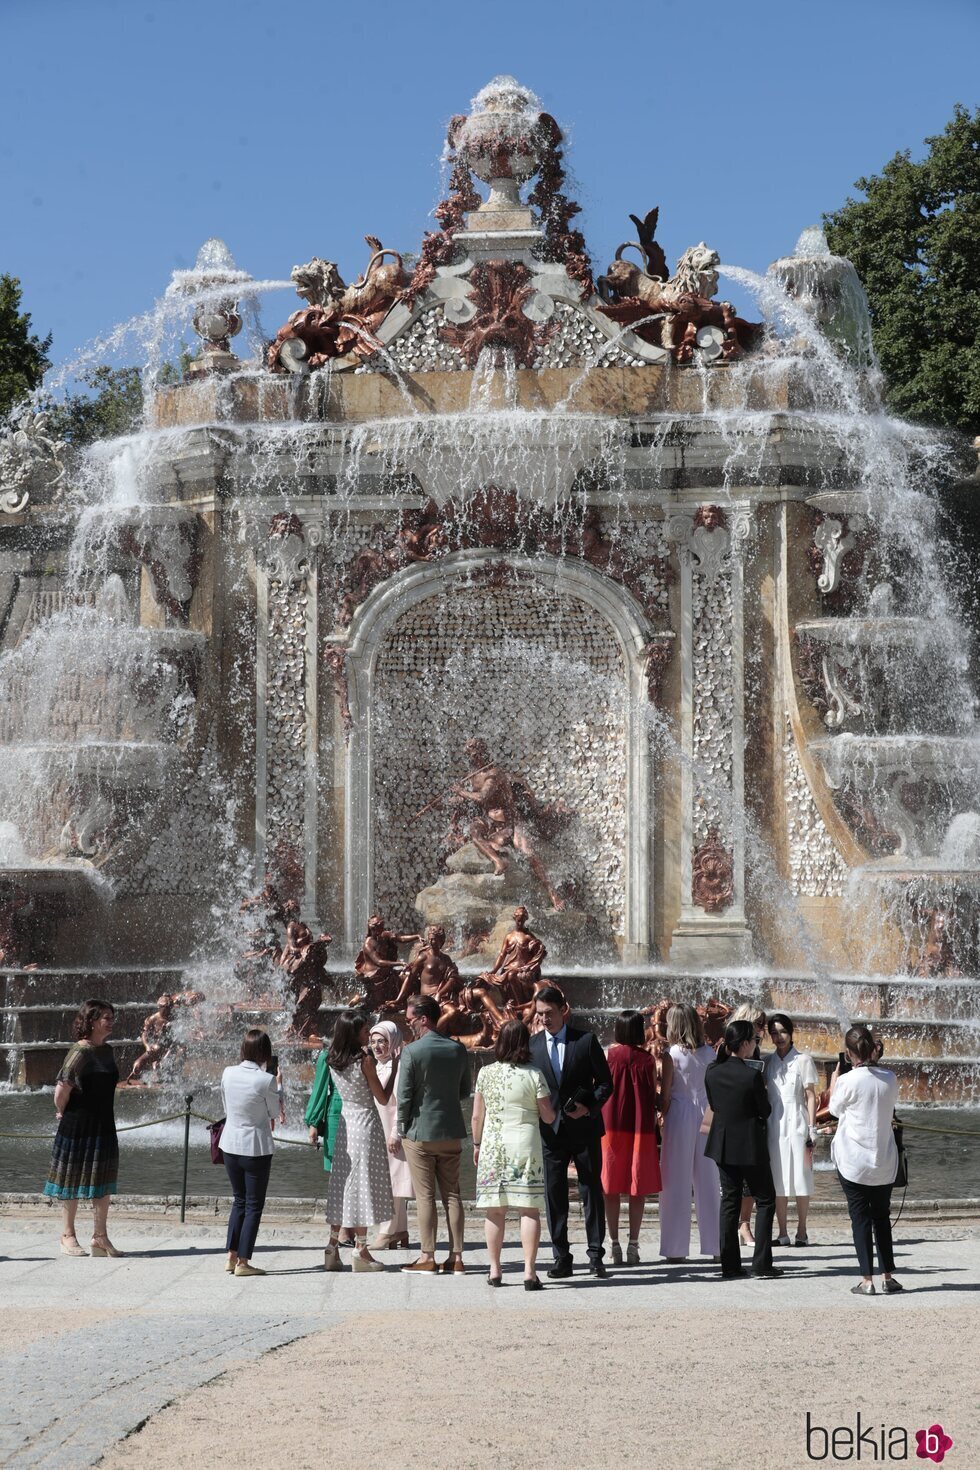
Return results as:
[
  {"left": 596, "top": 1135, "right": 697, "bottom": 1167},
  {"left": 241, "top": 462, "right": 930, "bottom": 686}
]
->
[{"left": 453, "top": 75, "right": 548, "bottom": 215}]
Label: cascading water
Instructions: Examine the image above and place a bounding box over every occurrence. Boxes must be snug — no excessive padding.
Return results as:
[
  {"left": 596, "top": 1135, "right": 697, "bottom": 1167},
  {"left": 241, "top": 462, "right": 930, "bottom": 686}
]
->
[{"left": 2, "top": 76, "right": 978, "bottom": 1199}]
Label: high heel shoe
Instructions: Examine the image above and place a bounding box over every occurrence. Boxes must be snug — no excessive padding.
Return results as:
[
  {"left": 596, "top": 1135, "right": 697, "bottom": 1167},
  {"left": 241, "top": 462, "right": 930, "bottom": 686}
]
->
[
  {"left": 738, "top": 1224, "right": 755, "bottom": 1246},
  {"left": 352, "top": 1250, "right": 384, "bottom": 1273},
  {"left": 609, "top": 1241, "right": 623, "bottom": 1266},
  {"left": 60, "top": 1236, "right": 88, "bottom": 1257},
  {"left": 90, "top": 1238, "right": 124, "bottom": 1258},
  {"left": 323, "top": 1246, "right": 342, "bottom": 1271},
  {"left": 486, "top": 1273, "right": 503, "bottom": 1287},
  {"left": 524, "top": 1277, "right": 544, "bottom": 1291},
  {"left": 392, "top": 1230, "right": 410, "bottom": 1248}
]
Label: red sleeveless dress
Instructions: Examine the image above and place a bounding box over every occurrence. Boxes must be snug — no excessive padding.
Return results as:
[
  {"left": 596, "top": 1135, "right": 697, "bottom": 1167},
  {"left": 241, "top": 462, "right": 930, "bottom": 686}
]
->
[{"left": 600, "top": 1044, "right": 662, "bottom": 1195}]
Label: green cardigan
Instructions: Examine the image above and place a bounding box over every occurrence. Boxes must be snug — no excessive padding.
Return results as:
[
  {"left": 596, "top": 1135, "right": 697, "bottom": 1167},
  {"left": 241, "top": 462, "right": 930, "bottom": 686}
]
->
[{"left": 304, "top": 1050, "right": 343, "bottom": 1171}]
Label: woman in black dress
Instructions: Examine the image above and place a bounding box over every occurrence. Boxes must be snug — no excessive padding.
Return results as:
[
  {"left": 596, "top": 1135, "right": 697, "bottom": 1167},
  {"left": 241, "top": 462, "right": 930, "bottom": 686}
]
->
[{"left": 43, "top": 998, "right": 123, "bottom": 1257}]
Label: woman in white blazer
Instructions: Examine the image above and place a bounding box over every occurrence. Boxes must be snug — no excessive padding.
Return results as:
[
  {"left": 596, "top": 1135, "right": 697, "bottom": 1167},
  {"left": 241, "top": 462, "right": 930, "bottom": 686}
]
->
[{"left": 220, "top": 1028, "right": 281, "bottom": 1277}]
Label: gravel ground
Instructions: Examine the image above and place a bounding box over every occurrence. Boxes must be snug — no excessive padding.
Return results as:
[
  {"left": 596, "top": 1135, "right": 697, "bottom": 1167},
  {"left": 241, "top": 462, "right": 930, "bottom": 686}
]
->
[
  {"left": 2, "top": 1217, "right": 976, "bottom": 1470},
  {"left": 101, "top": 1306, "right": 978, "bottom": 1470}
]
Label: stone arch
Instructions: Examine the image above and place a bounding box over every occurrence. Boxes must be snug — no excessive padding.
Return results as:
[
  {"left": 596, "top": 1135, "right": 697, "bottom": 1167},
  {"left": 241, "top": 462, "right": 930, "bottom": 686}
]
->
[{"left": 342, "top": 549, "right": 654, "bottom": 959}]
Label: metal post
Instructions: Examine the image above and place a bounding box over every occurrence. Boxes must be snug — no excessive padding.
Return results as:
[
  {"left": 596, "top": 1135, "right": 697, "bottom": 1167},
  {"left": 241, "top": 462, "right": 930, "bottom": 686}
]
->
[{"left": 180, "top": 1092, "right": 194, "bottom": 1224}]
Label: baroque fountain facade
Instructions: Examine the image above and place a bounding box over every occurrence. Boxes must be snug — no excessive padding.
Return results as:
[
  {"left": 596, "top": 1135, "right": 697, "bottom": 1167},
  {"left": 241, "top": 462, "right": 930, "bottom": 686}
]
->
[{"left": 2, "top": 77, "right": 978, "bottom": 1104}]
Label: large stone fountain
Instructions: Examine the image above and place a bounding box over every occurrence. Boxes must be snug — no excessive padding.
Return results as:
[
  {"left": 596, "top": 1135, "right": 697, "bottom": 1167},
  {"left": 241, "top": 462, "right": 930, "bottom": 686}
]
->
[{"left": 2, "top": 76, "right": 978, "bottom": 1104}]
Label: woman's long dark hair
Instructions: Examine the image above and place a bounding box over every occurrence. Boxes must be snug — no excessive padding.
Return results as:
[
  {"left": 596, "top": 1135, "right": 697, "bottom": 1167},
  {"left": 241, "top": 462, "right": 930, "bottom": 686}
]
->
[
  {"left": 717, "top": 1019, "right": 756, "bottom": 1062},
  {"left": 329, "top": 1010, "right": 368, "bottom": 1071},
  {"left": 73, "top": 999, "right": 114, "bottom": 1040}
]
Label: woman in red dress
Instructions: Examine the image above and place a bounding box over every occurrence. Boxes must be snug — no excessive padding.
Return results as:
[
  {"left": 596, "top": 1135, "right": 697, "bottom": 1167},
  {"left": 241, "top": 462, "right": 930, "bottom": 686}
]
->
[{"left": 601, "top": 1009, "right": 662, "bottom": 1265}]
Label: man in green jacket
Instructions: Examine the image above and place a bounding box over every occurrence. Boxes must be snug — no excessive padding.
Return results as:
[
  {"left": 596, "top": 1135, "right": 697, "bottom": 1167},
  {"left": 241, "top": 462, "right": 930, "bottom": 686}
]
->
[{"left": 394, "top": 994, "right": 471, "bottom": 1276}]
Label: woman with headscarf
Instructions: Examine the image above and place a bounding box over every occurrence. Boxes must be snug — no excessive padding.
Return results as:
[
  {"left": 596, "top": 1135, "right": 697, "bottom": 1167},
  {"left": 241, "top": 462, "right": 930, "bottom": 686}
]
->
[{"left": 369, "top": 1019, "right": 414, "bottom": 1248}]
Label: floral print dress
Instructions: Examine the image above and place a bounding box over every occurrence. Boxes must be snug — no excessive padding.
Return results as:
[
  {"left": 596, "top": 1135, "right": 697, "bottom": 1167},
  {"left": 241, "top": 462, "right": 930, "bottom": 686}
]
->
[{"left": 475, "top": 1062, "right": 550, "bottom": 1209}]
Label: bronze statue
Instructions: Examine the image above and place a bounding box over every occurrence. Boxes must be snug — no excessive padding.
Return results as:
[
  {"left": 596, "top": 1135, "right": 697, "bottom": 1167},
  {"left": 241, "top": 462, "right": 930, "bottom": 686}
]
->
[
  {"left": 0, "top": 885, "right": 37, "bottom": 969},
  {"left": 382, "top": 925, "right": 488, "bottom": 1048},
  {"left": 237, "top": 880, "right": 297, "bottom": 1000},
  {"left": 477, "top": 905, "right": 546, "bottom": 1008},
  {"left": 914, "top": 908, "right": 964, "bottom": 979},
  {"left": 124, "top": 990, "right": 205, "bottom": 1085},
  {"left": 268, "top": 237, "right": 409, "bottom": 371},
  {"left": 350, "top": 914, "right": 422, "bottom": 1008},
  {"left": 598, "top": 221, "right": 762, "bottom": 363},
  {"left": 385, "top": 924, "right": 460, "bottom": 1013},
  {"left": 279, "top": 920, "right": 333, "bottom": 1040},
  {"left": 443, "top": 738, "right": 570, "bottom": 911}
]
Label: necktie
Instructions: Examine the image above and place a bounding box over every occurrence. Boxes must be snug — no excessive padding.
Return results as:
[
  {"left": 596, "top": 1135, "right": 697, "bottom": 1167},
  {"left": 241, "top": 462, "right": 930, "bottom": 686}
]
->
[{"left": 550, "top": 1034, "right": 562, "bottom": 1082}]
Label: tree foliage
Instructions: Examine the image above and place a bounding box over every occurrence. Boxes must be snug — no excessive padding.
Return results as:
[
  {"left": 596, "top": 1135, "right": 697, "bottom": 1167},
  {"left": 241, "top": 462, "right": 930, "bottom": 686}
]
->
[
  {"left": 824, "top": 105, "right": 980, "bottom": 437},
  {"left": 46, "top": 365, "right": 144, "bottom": 447},
  {"left": 0, "top": 274, "right": 52, "bottom": 422}
]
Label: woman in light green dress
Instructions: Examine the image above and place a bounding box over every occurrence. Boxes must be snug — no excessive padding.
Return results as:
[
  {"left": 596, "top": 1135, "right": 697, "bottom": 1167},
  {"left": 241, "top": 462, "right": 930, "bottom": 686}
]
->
[{"left": 472, "top": 1019, "right": 556, "bottom": 1289}]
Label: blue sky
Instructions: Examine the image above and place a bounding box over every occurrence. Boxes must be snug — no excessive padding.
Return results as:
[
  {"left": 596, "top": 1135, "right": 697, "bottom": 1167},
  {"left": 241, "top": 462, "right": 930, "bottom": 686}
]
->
[{"left": 3, "top": 0, "right": 978, "bottom": 381}]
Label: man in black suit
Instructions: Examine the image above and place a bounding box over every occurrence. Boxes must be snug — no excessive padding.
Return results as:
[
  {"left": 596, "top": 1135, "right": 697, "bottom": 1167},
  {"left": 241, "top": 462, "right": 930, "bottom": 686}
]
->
[
  {"left": 703, "top": 1021, "right": 781, "bottom": 1279},
  {"left": 530, "top": 985, "right": 614, "bottom": 1278}
]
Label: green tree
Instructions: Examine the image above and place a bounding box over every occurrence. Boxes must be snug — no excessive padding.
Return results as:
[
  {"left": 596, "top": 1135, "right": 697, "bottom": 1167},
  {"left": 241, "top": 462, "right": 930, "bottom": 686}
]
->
[
  {"left": 824, "top": 104, "right": 980, "bottom": 437},
  {"left": 0, "top": 274, "right": 52, "bottom": 421},
  {"left": 47, "top": 364, "right": 144, "bottom": 447}
]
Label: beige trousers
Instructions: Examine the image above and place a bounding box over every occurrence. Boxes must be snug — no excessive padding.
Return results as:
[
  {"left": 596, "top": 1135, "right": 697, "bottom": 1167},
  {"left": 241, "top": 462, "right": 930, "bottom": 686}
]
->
[{"left": 401, "top": 1138, "right": 465, "bottom": 1255}]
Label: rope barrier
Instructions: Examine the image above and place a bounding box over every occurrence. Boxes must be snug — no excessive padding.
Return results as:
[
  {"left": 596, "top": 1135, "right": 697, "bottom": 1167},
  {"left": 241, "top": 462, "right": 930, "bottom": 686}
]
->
[
  {"left": 0, "top": 1110, "right": 318, "bottom": 1145},
  {"left": 900, "top": 1121, "right": 980, "bottom": 1139},
  {"left": 3, "top": 1116, "right": 980, "bottom": 1142}
]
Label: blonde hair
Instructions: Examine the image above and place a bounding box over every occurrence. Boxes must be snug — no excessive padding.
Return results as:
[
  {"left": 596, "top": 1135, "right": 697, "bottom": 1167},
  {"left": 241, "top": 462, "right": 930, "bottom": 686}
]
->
[
  {"left": 666, "top": 1004, "right": 703, "bottom": 1051},
  {"left": 731, "top": 1002, "right": 766, "bottom": 1029}
]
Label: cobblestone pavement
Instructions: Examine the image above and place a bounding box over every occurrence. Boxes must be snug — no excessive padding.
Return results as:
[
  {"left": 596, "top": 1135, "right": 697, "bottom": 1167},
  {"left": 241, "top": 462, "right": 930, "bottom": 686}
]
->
[{"left": 1, "top": 1217, "right": 977, "bottom": 1467}]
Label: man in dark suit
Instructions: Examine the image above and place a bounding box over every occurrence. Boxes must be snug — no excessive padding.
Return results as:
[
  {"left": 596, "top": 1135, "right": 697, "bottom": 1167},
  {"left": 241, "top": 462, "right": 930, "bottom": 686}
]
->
[
  {"left": 530, "top": 985, "right": 614, "bottom": 1278},
  {"left": 704, "top": 1021, "right": 781, "bottom": 1279}
]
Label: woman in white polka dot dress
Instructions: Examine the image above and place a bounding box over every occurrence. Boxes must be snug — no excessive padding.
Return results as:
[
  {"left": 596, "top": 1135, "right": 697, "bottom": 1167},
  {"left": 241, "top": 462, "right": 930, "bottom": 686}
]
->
[{"left": 322, "top": 1011, "right": 395, "bottom": 1273}]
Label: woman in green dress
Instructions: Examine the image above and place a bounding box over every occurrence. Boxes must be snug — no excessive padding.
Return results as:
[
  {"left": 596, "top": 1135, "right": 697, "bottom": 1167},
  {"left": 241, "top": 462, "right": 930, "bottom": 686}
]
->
[
  {"left": 43, "top": 998, "right": 123, "bottom": 1257},
  {"left": 305, "top": 1042, "right": 344, "bottom": 1268},
  {"left": 471, "top": 1019, "right": 556, "bottom": 1289}
]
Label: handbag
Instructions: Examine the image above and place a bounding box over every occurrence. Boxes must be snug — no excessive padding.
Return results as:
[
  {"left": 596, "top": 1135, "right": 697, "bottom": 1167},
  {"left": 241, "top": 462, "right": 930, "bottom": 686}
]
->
[
  {"left": 208, "top": 1118, "right": 226, "bottom": 1165},
  {"left": 893, "top": 1116, "right": 909, "bottom": 1188}
]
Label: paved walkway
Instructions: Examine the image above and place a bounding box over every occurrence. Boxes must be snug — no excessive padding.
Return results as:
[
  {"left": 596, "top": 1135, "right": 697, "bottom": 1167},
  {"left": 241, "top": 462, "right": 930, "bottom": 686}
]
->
[{"left": 1, "top": 1217, "right": 977, "bottom": 1468}]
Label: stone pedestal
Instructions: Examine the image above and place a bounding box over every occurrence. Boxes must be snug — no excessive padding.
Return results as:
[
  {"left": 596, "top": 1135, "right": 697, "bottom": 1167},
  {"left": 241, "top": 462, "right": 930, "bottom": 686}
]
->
[{"left": 415, "top": 843, "right": 603, "bottom": 963}]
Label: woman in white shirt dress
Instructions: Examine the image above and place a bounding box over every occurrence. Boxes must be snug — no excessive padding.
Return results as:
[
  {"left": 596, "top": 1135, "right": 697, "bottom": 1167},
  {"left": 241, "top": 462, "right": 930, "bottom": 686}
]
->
[
  {"left": 220, "top": 1027, "right": 281, "bottom": 1277},
  {"left": 322, "top": 1011, "right": 396, "bottom": 1273},
  {"left": 763, "top": 1014, "right": 818, "bottom": 1247}
]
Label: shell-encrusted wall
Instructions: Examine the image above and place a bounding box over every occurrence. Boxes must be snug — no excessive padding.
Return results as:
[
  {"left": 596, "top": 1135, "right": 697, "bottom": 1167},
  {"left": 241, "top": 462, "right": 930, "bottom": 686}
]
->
[
  {"left": 369, "top": 575, "right": 628, "bottom": 936},
  {"left": 782, "top": 713, "right": 847, "bottom": 897},
  {"left": 374, "top": 301, "right": 637, "bottom": 375},
  {"left": 533, "top": 303, "right": 636, "bottom": 370},
  {"left": 265, "top": 576, "right": 309, "bottom": 860},
  {"left": 692, "top": 564, "right": 735, "bottom": 846}
]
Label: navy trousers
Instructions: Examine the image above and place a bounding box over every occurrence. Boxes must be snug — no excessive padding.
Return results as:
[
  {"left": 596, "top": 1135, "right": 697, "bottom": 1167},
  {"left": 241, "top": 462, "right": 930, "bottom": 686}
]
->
[{"left": 224, "top": 1152, "right": 273, "bottom": 1261}]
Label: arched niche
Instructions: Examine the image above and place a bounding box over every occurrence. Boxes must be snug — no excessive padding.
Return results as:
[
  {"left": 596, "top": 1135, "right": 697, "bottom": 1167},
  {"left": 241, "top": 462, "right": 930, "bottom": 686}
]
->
[{"left": 341, "top": 549, "right": 655, "bottom": 960}]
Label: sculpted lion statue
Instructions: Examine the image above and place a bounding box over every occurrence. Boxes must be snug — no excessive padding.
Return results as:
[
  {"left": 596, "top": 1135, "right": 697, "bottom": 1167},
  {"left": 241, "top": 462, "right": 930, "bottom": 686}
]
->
[
  {"left": 598, "top": 210, "right": 762, "bottom": 362},
  {"left": 269, "top": 236, "right": 409, "bottom": 371}
]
